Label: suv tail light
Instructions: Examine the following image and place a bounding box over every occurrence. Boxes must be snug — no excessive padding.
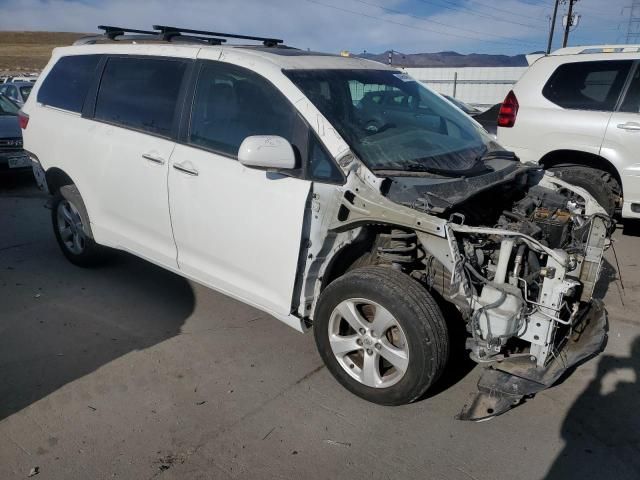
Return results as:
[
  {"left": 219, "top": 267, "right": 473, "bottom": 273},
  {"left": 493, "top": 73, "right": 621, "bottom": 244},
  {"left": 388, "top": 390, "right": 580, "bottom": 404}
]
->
[
  {"left": 18, "top": 111, "right": 29, "bottom": 129},
  {"left": 498, "top": 91, "right": 519, "bottom": 128}
]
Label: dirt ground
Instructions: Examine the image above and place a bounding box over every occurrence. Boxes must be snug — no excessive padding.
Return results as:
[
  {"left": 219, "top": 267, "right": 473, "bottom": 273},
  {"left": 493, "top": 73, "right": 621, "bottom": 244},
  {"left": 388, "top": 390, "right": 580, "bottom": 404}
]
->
[
  {"left": 0, "top": 32, "right": 85, "bottom": 73},
  {"left": 1, "top": 174, "right": 639, "bottom": 479}
]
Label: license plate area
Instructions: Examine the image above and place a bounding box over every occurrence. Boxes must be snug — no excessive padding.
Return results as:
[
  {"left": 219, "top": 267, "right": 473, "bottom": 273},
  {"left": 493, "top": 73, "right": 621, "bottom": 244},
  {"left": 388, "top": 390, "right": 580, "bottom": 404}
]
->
[{"left": 7, "top": 155, "right": 30, "bottom": 169}]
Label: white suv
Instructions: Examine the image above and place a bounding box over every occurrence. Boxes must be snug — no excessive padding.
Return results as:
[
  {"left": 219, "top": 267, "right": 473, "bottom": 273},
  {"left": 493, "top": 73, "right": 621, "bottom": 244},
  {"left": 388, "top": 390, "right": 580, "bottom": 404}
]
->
[
  {"left": 22, "top": 26, "right": 612, "bottom": 420},
  {"left": 498, "top": 45, "right": 640, "bottom": 218}
]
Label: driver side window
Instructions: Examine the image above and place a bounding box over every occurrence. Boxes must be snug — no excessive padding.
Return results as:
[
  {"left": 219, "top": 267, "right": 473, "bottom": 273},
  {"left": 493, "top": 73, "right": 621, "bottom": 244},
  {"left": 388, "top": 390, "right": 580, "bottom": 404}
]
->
[{"left": 189, "top": 61, "right": 300, "bottom": 159}]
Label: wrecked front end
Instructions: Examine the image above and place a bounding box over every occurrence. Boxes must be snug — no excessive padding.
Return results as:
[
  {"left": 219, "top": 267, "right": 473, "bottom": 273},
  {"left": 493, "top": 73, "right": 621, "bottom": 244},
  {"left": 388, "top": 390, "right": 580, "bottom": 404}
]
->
[
  {"left": 401, "top": 163, "right": 611, "bottom": 420},
  {"left": 308, "top": 152, "right": 611, "bottom": 420}
]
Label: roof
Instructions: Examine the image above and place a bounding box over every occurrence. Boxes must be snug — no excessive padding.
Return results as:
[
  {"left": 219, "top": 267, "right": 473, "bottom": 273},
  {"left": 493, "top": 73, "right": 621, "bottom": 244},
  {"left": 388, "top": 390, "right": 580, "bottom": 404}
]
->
[
  {"left": 52, "top": 42, "right": 393, "bottom": 71},
  {"left": 551, "top": 44, "right": 640, "bottom": 56}
]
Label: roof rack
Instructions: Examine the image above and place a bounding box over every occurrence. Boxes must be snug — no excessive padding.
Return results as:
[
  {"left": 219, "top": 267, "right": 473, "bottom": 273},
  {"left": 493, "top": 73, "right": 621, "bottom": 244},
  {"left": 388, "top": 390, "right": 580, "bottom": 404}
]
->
[
  {"left": 153, "top": 25, "right": 283, "bottom": 47},
  {"left": 73, "top": 24, "right": 283, "bottom": 47}
]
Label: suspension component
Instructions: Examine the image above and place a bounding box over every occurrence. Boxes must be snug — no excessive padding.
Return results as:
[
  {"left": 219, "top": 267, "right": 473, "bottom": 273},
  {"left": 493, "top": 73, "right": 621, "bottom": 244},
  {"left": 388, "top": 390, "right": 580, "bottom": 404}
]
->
[{"left": 378, "top": 229, "right": 419, "bottom": 268}]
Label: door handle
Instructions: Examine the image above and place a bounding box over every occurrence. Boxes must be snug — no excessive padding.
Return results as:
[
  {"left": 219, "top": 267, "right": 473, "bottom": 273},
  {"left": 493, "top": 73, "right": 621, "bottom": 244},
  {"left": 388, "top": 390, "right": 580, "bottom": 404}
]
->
[
  {"left": 617, "top": 122, "right": 640, "bottom": 131},
  {"left": 142, "top": 153, "right": 166, "bottom": 165},
  {"left": 173, "top": 162, "right": 199, "bottom": 176}
]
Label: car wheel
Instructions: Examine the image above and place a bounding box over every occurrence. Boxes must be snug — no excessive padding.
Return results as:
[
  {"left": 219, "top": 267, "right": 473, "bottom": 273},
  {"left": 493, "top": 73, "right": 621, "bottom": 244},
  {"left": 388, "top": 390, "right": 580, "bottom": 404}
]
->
[
  {"left": 51, "top": 187, "right": 108, "bottom": 267},
  {"left": 313, "top": 266, "right": 449, "bottom": 405},
  {"left": 549, "top": 166, "right": 620, "bottom": 217}
]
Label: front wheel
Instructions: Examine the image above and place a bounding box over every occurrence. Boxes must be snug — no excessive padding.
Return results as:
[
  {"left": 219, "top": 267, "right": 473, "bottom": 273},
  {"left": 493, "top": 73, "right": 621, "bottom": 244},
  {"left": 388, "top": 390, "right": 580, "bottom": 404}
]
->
[
  {"left": 313, "top": 266, "right": 449, "bottom": 405},
  {"left": 549, "top": 166, "right": 620, "bottom": 217}
]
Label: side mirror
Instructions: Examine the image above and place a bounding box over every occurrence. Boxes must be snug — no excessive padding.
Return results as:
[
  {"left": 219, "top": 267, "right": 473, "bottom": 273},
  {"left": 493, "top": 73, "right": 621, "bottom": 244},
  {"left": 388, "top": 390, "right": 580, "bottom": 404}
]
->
[{"left": 238, "top": 135, "right": 296, "bottom": 171}]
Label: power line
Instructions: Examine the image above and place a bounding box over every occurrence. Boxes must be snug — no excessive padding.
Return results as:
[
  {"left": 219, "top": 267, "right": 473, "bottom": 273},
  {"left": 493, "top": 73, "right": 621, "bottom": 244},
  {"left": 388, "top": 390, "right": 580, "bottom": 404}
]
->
[
  {"left": 351, "top": 0, "right": 543, "bottom": 46},
  {"left": 304, "top": 0, "right": 542, "bottom": 48},
  {"left": 627, "top": 0, "right": 640, "bottom": 43},
  {"left": 461, "top": 0, "right": 550, "bottom": 23},
  {"left": 414, "top": 0, "right": 547, "bottom": 30}
]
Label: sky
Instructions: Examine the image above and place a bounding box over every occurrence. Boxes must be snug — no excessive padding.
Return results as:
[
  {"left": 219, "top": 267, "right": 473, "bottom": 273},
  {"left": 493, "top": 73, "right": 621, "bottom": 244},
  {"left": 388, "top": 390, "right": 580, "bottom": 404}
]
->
[{"left": 0, "top": 0, "right": 632, "bottom": 55}]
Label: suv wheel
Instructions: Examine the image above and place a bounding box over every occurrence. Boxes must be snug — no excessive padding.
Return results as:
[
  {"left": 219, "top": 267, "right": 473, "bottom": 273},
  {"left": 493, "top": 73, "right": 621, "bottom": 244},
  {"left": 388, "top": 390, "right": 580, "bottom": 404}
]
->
[
  {"left": 313, "top": 266, "right": 449, "bottom": 405},
  {"left": 52, "top": 187, "right": 108, "bottom": 267},
  {"left": 549, "top": 166, "right": 620, "bottom": 217}
]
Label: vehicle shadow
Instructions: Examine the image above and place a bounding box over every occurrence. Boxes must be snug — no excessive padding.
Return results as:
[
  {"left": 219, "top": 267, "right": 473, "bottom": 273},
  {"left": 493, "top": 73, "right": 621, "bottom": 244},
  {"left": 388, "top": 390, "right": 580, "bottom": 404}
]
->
[
  {"left": 0, "top": 188, "right": 195, "bottom": 420},
  {"left": 0, "top": 170, "right": 37, "bottom": 194},
  {"left": 621, "top": 219, "right": 640, "bottom": 237},
  {"left": 544, "top": 337, "right": 640, "bottom": 479},
  {"left": 592, "top": 257, "right": 620, "bottom": 301}
]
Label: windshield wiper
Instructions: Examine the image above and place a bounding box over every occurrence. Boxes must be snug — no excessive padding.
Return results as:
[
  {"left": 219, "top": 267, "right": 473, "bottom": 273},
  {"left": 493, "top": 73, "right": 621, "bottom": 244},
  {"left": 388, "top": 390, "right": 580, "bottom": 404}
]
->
[{"left": 373, "top": 164, "right": 463, "bottom": 177}]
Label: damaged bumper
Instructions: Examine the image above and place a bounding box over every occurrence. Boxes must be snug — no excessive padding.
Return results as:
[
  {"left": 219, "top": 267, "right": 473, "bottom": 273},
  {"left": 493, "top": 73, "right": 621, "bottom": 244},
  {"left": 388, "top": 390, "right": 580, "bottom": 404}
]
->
[{"left": 458, "top": 299, "right": 608, "bottom": 421}]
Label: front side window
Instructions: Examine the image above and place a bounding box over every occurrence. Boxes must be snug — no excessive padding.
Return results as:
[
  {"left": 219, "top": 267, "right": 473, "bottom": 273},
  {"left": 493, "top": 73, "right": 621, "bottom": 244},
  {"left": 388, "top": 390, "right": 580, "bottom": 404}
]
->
[
  {"left": 189, "top": 61, "right": 300, "bottom": 158},
  {"left": 542, "top": 60, "right": 632, "bottom": 111},
  {"left": 285, "top": 69, "right": 493, "bottom": 174},
  {"left": 308, "top": 134, "right": 344, "bottom": 183},
  {"left": 38, "top": 55, "right": 102, "bottom": 112},
  {"left": 95, "top": 57, "right": 186, "bottom": 137}
]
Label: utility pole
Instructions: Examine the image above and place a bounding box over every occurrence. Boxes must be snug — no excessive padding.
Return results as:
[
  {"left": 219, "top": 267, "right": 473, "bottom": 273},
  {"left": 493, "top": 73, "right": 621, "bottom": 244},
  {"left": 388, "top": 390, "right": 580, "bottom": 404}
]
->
[
  {"left": 563, "top": 0, "right": 579, "bottom": 47},
  {"left": 547, "top": 0, "right": 561, "bottom": 54}
]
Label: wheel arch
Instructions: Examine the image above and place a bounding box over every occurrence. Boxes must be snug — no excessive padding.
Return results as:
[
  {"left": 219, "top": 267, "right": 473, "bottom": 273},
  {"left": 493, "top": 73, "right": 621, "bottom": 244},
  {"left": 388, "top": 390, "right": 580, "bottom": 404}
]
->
[
  {"left": 46, "top": 168, "right": 96, "bottom": 239},
  {"left": 45, "top": 167, "right": 75, "bottom": 195},
  {"left": 320, "top": 227, "right": 379, "bottom": 292},
  {"left": 539, "top": 149, "right": 623, "bottom": 195}
]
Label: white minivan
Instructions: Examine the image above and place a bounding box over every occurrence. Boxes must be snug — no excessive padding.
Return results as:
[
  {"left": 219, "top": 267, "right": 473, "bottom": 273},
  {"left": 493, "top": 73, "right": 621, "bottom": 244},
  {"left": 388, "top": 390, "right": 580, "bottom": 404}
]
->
[{"left": 22, "top": 26, "right": 611, "bottom": 420}]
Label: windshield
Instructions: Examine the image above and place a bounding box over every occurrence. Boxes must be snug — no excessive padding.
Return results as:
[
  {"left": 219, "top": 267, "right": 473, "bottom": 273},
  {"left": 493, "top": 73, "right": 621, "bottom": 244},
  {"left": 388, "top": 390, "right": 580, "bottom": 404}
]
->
[
  {"left": 285, "top": 69, "right": 496, "bottom": 173},
  {"left": 20, "top": 86, "right": 32, "bottom": 100},
  {"left": 0, "top": 94, "right": 18, "bottom": 115}
]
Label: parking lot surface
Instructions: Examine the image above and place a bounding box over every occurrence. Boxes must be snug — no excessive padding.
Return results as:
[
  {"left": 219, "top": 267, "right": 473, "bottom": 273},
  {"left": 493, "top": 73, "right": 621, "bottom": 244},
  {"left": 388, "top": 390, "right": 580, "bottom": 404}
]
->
[{"left": 1, "top": 176, "right": 639, "bottom": 480}]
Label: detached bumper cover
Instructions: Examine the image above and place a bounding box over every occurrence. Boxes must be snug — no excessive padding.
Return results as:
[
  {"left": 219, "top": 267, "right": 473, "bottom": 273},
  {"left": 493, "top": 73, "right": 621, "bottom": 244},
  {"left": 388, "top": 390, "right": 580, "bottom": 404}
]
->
[{"left": 458, "top": 299, "right": 608, "bottom": 421}]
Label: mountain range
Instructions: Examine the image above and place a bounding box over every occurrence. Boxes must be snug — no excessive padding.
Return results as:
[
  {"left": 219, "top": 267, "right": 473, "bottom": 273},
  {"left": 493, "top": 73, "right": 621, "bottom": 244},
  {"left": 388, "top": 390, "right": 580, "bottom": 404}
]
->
[{"left": 358, "top": 50, "right": 531, "bottom": 68}]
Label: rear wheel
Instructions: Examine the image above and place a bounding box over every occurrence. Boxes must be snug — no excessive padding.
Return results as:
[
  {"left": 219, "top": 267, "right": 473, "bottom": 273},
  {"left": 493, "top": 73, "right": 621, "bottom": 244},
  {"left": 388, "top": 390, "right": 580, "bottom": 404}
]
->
[
  {"left": 549, "top": 166, "right": 620, "bottom": 216},
  {"left": 51, "top": 187, "right": 108, "bottom": 267},
  {"left": 313, "top": 266, "right": 449, "bottom": 405}
]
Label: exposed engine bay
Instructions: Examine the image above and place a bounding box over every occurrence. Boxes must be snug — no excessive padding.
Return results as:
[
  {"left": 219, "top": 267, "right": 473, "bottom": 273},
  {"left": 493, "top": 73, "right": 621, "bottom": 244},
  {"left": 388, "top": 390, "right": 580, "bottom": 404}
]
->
[
  {"left": 440, "top": 171, "right": 609, "bottom": 369},
  {"left": 304, "top": 157, "right": 611, "bottom": 420}
]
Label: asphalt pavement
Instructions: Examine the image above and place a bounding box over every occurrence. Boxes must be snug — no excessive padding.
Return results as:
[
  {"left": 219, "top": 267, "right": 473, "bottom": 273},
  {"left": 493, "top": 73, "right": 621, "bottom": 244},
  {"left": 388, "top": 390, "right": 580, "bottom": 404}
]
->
[{"left": 1, "top": 174, "right": 639, "bottom": 480}]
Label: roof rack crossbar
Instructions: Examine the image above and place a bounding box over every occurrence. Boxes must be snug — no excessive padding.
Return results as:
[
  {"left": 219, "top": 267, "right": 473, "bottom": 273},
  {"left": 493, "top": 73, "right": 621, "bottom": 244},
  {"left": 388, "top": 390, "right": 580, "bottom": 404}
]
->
[
  {"left": 153, "top": 25, "right": 283, "bottom": 47},
  {"left": 98, "top": 25, "right": 158, "bottom": 39}
]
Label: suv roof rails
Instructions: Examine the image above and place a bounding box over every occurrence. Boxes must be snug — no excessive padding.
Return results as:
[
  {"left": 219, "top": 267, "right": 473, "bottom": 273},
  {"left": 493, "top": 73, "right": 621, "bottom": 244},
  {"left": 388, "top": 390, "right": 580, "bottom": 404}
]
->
[
  {"left": 73, "top": 25, "right": 283, "bottom": 47},
  {"left": 152, "top": 25, "right": 283, "bottom": 47},
  {"left": 551, "top": 44, "right": 640, "bottom": 56}
]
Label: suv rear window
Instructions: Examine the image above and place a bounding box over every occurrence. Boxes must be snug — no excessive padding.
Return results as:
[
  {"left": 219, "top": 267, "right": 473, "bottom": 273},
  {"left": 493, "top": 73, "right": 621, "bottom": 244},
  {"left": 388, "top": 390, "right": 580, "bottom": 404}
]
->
[
  {"left": 38, "top": 55, "right": 102, "bottom": 112},
  {"left": 542, "top": 60, "right": 632, "bottom": 111},
  {"left": 94, "top": 57, "right": 187, "bottom": 137}
]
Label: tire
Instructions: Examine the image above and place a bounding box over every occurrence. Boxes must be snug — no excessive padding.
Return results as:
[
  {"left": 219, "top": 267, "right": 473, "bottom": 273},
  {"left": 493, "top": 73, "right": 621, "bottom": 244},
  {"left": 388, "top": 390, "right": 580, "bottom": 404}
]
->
[
  {"left": 549, "top": 166, "right": 620, "bottom": 216},
  {"left": 313, "top": 266, "right": 449, "bottom": 405},
  {"left": 51, "top": 186, "right": 108, "bottom": 267}
]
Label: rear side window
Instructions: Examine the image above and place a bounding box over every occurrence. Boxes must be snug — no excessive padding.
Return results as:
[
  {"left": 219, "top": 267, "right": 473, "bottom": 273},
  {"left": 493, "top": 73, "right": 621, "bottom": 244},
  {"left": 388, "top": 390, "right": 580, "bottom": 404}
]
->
[
  {"left": 95, "top": 57, "right": 187, "bottom": 137},
  {"left": 38, "top": 55, "right": 102, "bottom": 112},
  {"left": 620, "top": 66, "right": 640, "bottom": 113},
  {"left": 20, "top": 86, "right": 32, "bottom": 100},
  {"left": 188, "top": 61, "right": 300, "bottom": 157},
  {"left": 542, "top": 60, "right": 632, "bottom": 111}
]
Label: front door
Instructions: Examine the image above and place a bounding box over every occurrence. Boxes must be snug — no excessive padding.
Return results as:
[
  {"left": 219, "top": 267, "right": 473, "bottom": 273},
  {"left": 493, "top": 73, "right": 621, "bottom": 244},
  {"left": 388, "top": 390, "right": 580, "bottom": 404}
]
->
[{"left": 168, "top": 60, "right": 311, "bottom": 317}]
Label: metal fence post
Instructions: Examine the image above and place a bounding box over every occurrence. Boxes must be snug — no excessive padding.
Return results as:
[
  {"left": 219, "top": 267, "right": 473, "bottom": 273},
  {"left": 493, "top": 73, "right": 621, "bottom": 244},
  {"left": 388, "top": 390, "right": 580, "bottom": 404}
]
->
[{"left": 453, "top": 72, "right": 458, "bottom": 98}]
